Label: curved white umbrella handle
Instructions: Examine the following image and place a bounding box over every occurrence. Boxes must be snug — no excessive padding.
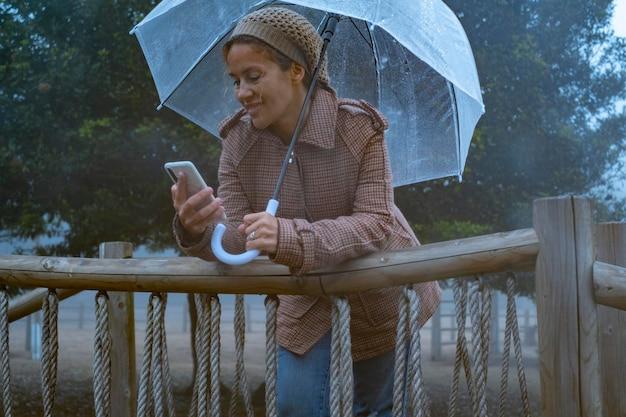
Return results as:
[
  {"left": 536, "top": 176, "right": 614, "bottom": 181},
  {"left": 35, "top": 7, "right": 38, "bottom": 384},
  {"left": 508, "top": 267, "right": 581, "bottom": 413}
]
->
[{"left": 211, "top": 199, "right": 279, "bottom": 266}]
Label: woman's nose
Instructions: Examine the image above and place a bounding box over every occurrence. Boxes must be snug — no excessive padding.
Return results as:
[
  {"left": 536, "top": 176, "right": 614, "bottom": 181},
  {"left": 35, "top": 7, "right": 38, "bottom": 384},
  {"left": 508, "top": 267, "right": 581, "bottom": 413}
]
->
[{"left": 236, "top": 84, "right": 253, "bottom": 101}]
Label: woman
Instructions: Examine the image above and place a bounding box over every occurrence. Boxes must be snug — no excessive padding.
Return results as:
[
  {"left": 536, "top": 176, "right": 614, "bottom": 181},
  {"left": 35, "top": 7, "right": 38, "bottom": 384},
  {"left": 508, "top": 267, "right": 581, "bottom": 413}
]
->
[{"left": 171, "top": 7, "right": 441, "bottom": 416}]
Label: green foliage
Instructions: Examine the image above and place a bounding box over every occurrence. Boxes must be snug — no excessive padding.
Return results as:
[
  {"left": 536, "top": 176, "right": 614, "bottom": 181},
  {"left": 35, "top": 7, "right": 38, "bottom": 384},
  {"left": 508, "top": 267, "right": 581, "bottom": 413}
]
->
[
  {"left": 0, "top": 0, "right": 625, "bottom": 264},
  {"left": 396, "top": 0, "right": 626, "bottom": 237},
  {"left": 413, "top": 220, "right": 492, "bottom": 244}
]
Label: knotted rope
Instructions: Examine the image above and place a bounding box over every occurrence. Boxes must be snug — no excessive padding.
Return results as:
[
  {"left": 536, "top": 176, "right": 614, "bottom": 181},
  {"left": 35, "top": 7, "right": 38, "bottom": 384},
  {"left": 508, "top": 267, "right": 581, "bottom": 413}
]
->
[
  {"left": 161, "top": 295, "right": 176, "bottom": 417},
  {"left": 264, "top": 295, "right": 278, "bottom": 417},
  {"left": 0, "top": 288, "right": 12, "bottom": 417},
  {"left": 138, "top": 292, "right": 155, "bottom": 417},
  {"left": 41, "top": 289, "right": 59, "bottom": 417},
  {"left": 209, "top": 296, "right": 221, "bottom": 417},
  {"left": 137, "top": 293, "right": 176, "bottom": 417},
  {"left": 498, "top": 275, "right": 531, "bottom": 417},
  {"left": 407, "top": 287, "right": 426, "bottom": 417},
  {"left": 392, "top": 286, "right": 427, "bottom": 417},
  {"left": 189, "top": 294, "right": 221, "bottom": 417},
  {"left": 228, "top": 295, "right": 254, "bottom": 417},
  {"left": 93, "top": 291, "right": 112, "bottom": 417},
  {"left": 392, "top": 287, "right": 409, "bottom": 417},
  {"left": 188, "top": 295, "right": 199, "bottom": 417},
  {"left": 448, "top": 280, "right": 476, "bottom": 417},
  {"left": 329, "top": 296, "right": 353, "bottom": 417},
  {"left": 191, "top": 294, "right": 210, "bottom": 417},
  {"left": 468, "top": 278, "right": 491, "bottom": 417}
]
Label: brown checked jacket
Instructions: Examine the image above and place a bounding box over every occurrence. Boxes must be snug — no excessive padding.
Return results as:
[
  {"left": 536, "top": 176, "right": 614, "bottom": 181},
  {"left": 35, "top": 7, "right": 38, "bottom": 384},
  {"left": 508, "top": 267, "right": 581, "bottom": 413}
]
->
[{"left": 173, "top": 87, "right": 441, "bottom": 361}]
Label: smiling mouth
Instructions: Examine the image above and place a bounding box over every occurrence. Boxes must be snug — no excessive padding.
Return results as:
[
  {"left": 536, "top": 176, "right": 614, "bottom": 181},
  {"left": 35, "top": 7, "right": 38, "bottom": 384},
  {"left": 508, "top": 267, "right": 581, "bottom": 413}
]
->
[{"left": 245, "top": 103, "right": 261, "bottom": 115}]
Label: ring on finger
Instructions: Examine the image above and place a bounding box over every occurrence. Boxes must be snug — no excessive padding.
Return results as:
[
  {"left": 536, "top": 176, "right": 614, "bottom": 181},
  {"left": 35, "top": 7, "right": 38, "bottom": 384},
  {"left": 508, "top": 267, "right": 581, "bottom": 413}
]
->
[{"left": 247, "top": 230, "right": 257, "bottom": 241}]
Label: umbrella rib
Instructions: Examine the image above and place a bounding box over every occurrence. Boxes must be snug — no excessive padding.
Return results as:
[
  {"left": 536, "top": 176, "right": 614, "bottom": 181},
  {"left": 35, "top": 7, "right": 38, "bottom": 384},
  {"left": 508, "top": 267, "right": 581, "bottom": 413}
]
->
[
  {"left": 365, "top": 22, "right": 381, "bottom": 106},
  {"left": 348, "top": 18, "right": 372, "bottom": 49},
  {"left": 156, "top": 0, "right": 280, "bottom": 110}
]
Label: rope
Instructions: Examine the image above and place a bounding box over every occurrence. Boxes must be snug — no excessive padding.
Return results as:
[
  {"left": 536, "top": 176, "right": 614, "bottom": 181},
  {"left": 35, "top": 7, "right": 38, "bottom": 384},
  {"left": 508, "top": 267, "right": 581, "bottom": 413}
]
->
[
  {"left": 138, "top": 292, "right": 155, "bottom": 417},
  {"left": 151, "top": 295, "right": 165, "bottom": 417},
  {"left": 498, "top": 275, "right": 531, "bottom": 417},
  {"left": 192, "top": 294, "right": 210, "bottom": 417},
  {"left": 448, "top": 280, "right": 474, "bottom": 417},
  {"left": 93, "top": 291, "right": 112, "bottom": 417},
  {"left": 188, "top": 295, "right": 198, "bottom": 417},
  {"left": 137, "top": 293, "right": 176, "bottom": 417},
  {"left": 229, "top": 295, "right": 254, "bottom": 417},
  {"left": 392, "top": 287, "right": 409, "bottom": 417},
  {"left": 406, "top": 287, "right": 426, "bottom": 417},
  {"left": 329, "top": 296, "right": 353, "bottom": 417},
  {"left": 209, "top": 296, "right": 221, "bottom": 417},
  {"left": 160, "top": 294, "right": 177, "bottom": 417},
  {"left": 264, "top": 296, "right": 278, "bottom": 417},
  {"left": 41, "top": 289, "right": 59, "bottom": 417},
  {"left": 0, "top": 289, "right": 12, "bottom": 417},
  {"left": 468, "top": 279, "right": 490, "bottom": 417}
]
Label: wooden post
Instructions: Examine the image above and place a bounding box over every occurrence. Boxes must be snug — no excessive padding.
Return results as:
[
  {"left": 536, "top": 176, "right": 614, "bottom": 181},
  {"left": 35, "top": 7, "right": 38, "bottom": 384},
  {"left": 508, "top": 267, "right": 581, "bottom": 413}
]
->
[
  {"left": 594, "top": 223, "right": 626, "bottom": 417},
  {"left": 99, "top": 242, "right": 136, "bottom": 417},
  {"left": 533, "top": 196, "right": 603, "bottom": 417}
]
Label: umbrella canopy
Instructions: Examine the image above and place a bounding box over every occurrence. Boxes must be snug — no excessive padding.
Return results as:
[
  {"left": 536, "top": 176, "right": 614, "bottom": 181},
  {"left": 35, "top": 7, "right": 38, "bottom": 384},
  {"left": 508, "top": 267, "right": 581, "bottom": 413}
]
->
[{"left": 131, "top": 0, "right": 484, "bottom": 186}]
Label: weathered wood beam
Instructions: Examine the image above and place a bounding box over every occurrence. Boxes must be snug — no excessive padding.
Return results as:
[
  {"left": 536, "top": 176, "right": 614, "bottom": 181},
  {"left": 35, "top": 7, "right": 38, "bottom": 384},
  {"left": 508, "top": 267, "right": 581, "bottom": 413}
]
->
[
  {"left": 593, "top": 260, "right": 626, "bottom": 311},
  {"left": 534, "top": 195, "right": 603, "bottom": 417},
  {"left": 0, "top": 228, "right": 538, "bottom": 295},
  {"left": 594, "top": 223, "right": 626, "bottom": 417},
  {"left": 8, "top": 288, "right": 80, "bottom": 322}
]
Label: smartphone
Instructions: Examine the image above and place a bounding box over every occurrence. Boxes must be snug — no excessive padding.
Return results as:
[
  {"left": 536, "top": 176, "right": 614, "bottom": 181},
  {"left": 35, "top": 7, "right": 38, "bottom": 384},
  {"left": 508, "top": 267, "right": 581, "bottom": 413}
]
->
[{"left": 164, "top": 161, "right": 226, "bottom": 220}]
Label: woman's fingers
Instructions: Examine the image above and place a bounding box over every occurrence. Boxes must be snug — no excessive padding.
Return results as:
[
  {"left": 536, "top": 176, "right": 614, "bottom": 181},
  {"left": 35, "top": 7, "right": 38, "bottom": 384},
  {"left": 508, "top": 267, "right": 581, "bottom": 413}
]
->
[
  {"left": 186, "top": 198, "right": 224, "bottom": 227},
  {"left": 241, "top": 212, "right": 278, "bottom": 254},
  {"left": 172, "top": 172, "right": 188, "bottom": 209}
]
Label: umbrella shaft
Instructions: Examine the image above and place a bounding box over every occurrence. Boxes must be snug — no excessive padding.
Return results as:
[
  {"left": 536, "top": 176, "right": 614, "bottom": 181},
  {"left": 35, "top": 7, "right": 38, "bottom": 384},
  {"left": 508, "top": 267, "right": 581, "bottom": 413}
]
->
[{"left": 271, "top": 13, "right": 340, "bottom": 201}]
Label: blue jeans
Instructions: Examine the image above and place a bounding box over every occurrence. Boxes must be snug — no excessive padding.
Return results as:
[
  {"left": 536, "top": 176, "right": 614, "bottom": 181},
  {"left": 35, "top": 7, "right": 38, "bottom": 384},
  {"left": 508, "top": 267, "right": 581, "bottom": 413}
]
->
[{"left": 277, "top": 332, "right": 399, "bottom": 417}]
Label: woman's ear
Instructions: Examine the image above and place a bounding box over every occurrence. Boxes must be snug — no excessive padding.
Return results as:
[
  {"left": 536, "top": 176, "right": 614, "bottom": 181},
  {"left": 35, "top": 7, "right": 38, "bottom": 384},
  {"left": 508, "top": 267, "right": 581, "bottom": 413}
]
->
[{"left": 290, "top": 63, "right": 306, "bottom": 84}]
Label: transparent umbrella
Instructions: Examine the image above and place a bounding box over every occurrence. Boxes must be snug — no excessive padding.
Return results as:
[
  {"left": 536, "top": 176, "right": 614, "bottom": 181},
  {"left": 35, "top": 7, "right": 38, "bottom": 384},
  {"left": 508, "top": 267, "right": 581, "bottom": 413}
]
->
[
  {"left": 131, "top": 0, "right": 484, "bottom": 186},
  {"left": 131, "top": 0, "right": 485, "bottom": 265}
]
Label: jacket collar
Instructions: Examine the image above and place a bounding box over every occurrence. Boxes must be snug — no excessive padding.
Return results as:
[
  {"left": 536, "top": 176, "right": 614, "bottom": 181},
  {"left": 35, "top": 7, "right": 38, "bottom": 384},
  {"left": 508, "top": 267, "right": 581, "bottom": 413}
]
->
[{"left": 252, "top": 87, "right": 338, "bottom": 149}]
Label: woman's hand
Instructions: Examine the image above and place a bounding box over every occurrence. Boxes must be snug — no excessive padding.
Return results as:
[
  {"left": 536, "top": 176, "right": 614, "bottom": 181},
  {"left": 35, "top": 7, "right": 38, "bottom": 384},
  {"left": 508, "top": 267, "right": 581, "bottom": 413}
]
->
[
  {"left": 172, "top": 172, "right": 225, "bottom": 239},
  {"left": 238, "top": 212, "right": 278, "bottom": 255}
]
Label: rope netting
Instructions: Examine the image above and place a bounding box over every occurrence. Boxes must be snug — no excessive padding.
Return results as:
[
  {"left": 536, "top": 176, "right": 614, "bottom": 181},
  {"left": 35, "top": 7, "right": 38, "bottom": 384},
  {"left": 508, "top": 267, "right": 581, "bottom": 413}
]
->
[
  {"left": 188, "top": 294, "right": 221, "bottom": 417},
  {"left": 0, "top": 274, "right": 533, "bottom": 417},
  {"left": 264, "top": 295, "right": 278, "bottom": 417},
  {"left": 446, "top": 276, "right": 532, "bottom": 417},
  {"left": 93, "top": 290, "right": 112, "bottom": 417},
  {"left": 138, "top": 292, "right": 177, "bottom": 417},
  {"left": 393, "top": 286, "right": 428, "bottom": 417},
  {"left": 0, "top": 288, "right": 12, "bottom": 417},
  {"left": 41, "top": 289, "right": 59, "bottom": 417},
  {"left": 330, "top": 296, "right": 353, "bottom": 417}
]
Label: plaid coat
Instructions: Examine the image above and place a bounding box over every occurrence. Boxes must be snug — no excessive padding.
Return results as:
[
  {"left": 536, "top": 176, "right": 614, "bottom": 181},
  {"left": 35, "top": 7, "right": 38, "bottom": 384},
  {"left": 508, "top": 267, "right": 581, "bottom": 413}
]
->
[{"left": 174, "top": 88, "right": 441, "bottom": 361}]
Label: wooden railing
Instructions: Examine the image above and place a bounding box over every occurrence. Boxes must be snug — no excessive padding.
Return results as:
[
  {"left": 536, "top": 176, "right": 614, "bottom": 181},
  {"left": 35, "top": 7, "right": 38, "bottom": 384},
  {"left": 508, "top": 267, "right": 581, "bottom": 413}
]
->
[{"left": 0, "top": 196, "right": 624, "bottom": 417}]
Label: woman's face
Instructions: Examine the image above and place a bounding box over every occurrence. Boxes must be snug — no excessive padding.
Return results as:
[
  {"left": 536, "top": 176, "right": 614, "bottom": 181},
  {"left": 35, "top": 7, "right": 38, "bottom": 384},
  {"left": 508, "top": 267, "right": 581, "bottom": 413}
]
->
[{"left": 226, "top": 43, "right": 304, "bottom": 135}]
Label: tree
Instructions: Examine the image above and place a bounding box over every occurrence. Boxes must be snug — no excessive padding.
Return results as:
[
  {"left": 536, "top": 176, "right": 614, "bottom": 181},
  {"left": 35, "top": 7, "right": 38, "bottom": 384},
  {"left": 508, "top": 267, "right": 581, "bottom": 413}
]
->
[
  {"left": 1, "top": 0, "right": 625, "bottom": 263},
  {"left": 398, "top": 0, "right": 626, "bottom": 242}
]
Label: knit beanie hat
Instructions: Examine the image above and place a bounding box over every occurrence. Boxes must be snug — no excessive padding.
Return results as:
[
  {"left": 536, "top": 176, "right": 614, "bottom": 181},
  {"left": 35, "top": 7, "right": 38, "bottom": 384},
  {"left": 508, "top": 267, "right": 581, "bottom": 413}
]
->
[{"left": 229, "top": 7, "right": 330, "bottom": 86}]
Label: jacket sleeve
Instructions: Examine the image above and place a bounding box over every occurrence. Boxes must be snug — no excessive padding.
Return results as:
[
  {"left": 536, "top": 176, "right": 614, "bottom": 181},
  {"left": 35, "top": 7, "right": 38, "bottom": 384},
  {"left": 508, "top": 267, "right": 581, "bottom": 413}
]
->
[
  {"left": 172, "top": 142, "right": 250, "bottom": 260},
  {"left": 271, "top": 130, "right": 394, "bottom": 275}
]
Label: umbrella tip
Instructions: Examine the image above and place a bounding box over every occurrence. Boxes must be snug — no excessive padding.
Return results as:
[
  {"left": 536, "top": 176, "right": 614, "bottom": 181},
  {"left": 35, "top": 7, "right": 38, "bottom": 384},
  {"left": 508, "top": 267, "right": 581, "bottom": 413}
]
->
[
  {"left": 157, "top": 103, "right": 163, "bottom": 111},
  {"left": 457, "top": 174, "right": 463, "bottom": 183},
  {"left": 129, "top": 27, "right": 137, "bottom": 35}
]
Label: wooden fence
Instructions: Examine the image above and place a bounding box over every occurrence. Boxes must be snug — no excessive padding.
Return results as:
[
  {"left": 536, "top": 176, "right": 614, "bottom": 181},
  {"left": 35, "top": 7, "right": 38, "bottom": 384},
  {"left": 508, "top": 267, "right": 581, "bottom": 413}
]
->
[{"left": 0, "top": 196, "right": 624, "bottom": 417}]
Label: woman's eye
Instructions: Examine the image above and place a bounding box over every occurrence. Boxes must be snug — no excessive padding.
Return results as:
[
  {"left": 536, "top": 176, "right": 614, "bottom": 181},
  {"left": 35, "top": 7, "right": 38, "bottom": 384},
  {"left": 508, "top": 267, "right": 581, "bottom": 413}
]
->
[
  {"left": 233, "top": 80, "right": 240, "bottom": 87},
  {"left": 248, "top": 74, "right": 260, "bottom": 82}
]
